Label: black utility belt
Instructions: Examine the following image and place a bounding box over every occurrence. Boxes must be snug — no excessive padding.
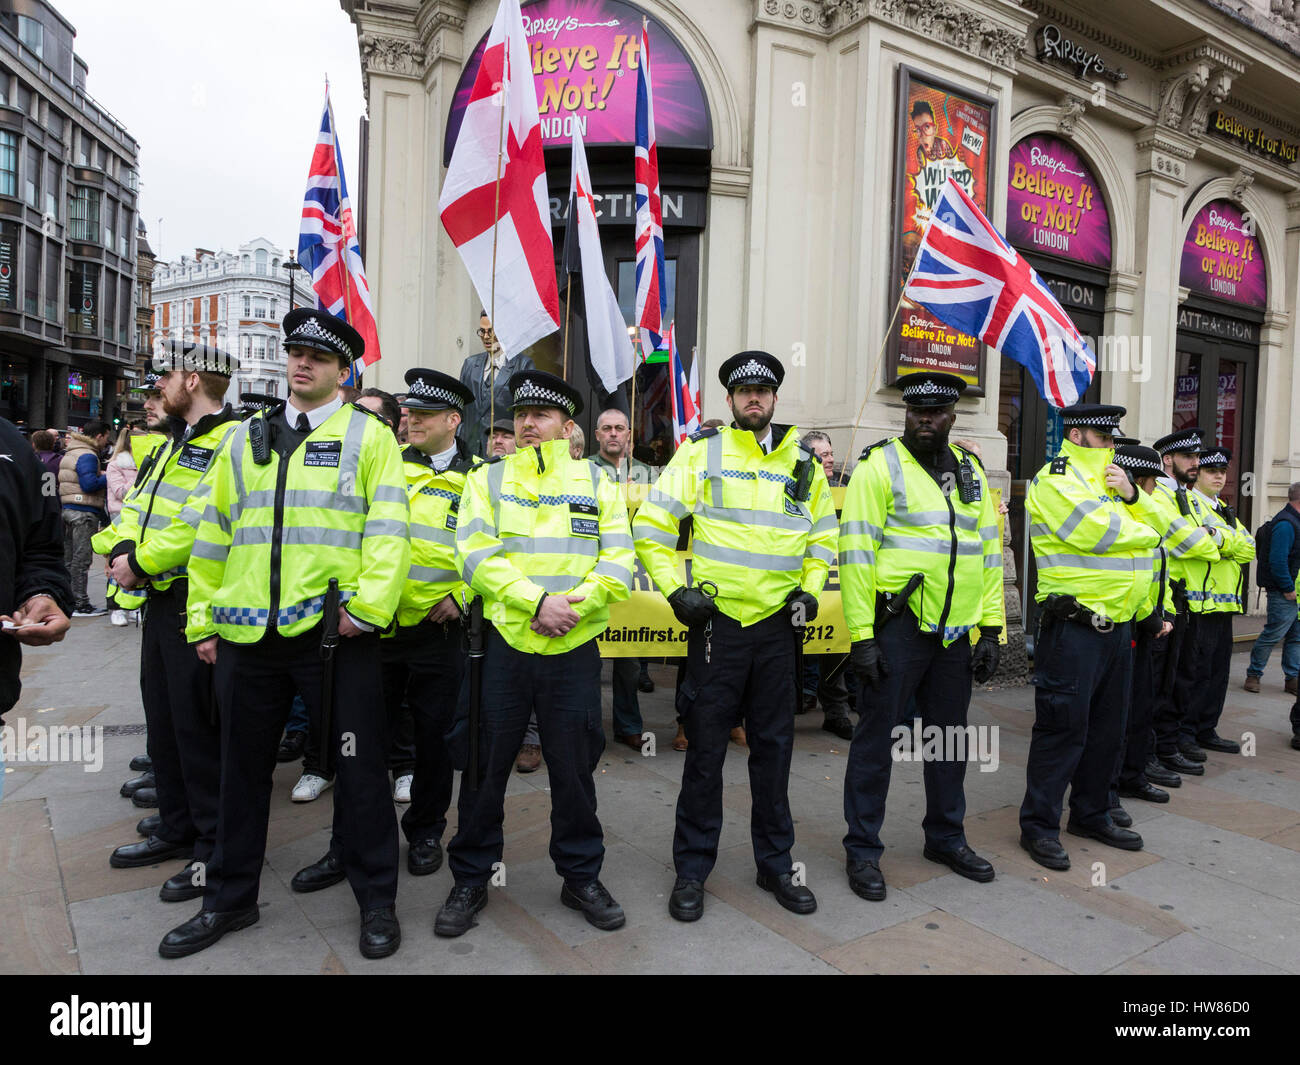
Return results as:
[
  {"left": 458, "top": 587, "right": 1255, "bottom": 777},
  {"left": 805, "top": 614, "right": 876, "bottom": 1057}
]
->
[{"left": 1041, "top": 592, "right": 1114, "bottom": 629}]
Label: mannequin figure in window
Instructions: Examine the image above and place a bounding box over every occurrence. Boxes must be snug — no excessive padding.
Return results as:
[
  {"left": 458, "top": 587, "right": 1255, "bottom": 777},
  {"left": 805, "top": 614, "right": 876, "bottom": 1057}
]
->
[{"left": 457, "top": 311, "right": 535, "bottom": 456}]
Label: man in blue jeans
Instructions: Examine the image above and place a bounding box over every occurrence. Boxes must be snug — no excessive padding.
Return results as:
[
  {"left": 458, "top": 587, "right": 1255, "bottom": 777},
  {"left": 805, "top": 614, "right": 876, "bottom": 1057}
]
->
[{"left": 1245, "top": 482, "right": 1300, "bottom": 696}]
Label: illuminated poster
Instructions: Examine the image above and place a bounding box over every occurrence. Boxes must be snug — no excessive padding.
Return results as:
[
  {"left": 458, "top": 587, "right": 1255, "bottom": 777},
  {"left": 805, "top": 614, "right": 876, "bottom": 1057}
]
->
[
  {"left": 888, "top": 66, "right": 996, "bottom": 391},
  {"left": 1006, "top": 134, "right": 1111, "bottom": 269},
  {"left": 1179, "top": 200, "right": 1266, "bottom": 308}
]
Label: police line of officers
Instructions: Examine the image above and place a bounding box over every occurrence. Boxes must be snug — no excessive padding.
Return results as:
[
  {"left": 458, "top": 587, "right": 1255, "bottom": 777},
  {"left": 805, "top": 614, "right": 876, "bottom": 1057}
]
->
[{"left": 92, "top": 313, "right": 1254, "bottom": 962}]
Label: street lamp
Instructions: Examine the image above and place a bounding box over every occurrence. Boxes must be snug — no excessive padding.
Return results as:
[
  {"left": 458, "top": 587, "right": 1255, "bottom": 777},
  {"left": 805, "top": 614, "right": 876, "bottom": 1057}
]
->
[{"left": 286, "top": 249, "right": 304, "bottom": 312}]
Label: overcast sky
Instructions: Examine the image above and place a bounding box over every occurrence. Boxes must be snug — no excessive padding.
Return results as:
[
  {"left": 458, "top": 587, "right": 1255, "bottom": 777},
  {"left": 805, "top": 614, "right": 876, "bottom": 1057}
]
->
[{"left": 55, "top": 0, "right": 366, "bottom": 264}]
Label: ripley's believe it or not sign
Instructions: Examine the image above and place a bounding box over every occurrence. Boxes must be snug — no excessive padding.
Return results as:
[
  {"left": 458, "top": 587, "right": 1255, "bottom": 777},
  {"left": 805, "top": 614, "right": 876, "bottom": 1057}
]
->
[
  {"left": 1005, "top": 135, "right": 1111, "bottom": 270},
  {"left": 1179, "top": 199, "right": 1267, "bottom": 309},
  {"left": 443, "top": 0, "right": 712, "bottom": 164}
]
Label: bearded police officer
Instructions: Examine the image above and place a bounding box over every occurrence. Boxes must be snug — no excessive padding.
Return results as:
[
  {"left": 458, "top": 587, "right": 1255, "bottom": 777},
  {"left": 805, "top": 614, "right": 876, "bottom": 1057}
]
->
[
  {"left": 159, "top": 309, "right": 410, "bottom": 961},
  {"left": 1019, "top": 404, "right": 1164, "bottom": 870},
  {"left": 839, "top": 372, "right": 1003, "bottom": 901},
  {"left": 633, "top": 351, "right": 838, "bottom": 921},
  {"left": 1150, "top": 427, "right": 1218, "bottom": 779},
  {"left": 437, "top": 370, "right": 633, "bottom": 937},
  {"left": 103, "top": 341, "right": 241, "bottom": 907},
  {"left": 1184, "top": 446, "right": 1255, "bottom": 754}
]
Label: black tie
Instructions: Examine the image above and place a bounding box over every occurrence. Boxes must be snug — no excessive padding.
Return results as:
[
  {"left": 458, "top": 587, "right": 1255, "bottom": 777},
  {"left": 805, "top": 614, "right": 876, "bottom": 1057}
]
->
[
  {"left": 296, "top": 413, "right": 311, "bottom": 433},
  {"left": 761, "top": 442, "right": 769, "bottom": 455}
]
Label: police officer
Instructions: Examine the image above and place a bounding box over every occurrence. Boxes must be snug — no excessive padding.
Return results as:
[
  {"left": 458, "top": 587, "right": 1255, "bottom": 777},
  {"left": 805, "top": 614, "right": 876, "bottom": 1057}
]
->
[
  {"left": 103, "top": 341, "right": 241, "bottom": 908},
  {"left": 1184, "top": 446, "right": 1255, "bottom": 754},
  {"left": 238, "top": 392, "right": 281, "bottom": 420},
  {"left": 839, "top": 372, "right": 1004, "bottom": 900},
  {"left": 293, "top": 368, "right": 475, "bottom": 893},
  {"left": 437, "top": 370, "right": 632, "bottom": 937},
  {"left": 1150, "top": 427, "right": 1218, "bottom": 779},
  {"left": 1108, "top": 445, "right": 1176, "bottom": 817},
  {"left": 633, "top": 351, "right": 838, "bottom": 921},
  {"left": 1019, "top": 404, "right": 1163, "bottom": 870},
  {"left": 158, "top": 309, "right": 410, "bottom": 961}
]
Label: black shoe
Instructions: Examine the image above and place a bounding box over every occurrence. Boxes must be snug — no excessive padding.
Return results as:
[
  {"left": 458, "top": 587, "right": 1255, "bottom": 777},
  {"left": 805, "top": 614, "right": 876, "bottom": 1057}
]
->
[
  {"left": 637, "top": 673, "right": 655, "bottom": 693},
  {"left": 160, "top": 862, "right": 206, "bottom": 903},
  {"left": 1109, "top": 805, "right": 1133, "bottom": 828},
  {"left": 407, "top": 839, "right": 443, "bottom": 877},
  {"left": 119, "top": 771, "right": 155, "bottom": 797},
  {"left": 1198, "top": 732, "right": 1241, "bottom": 754},
  {"left": 129, "top": 754, "right": 152, "bottom": 772},
  {"left": 668, "top": 878, "right": 704, "bottom": 922},
  {"left": 136, "top": 814, "right": 161, "bottom": 837},
  {"left": 923, "top": 843, "right": 995, "bottom": 883},
  {"left": 276, "top": 730, "right": 307, "bottom": 763},
  {"left": 1159, "top": 751, "right": 1204, "bottom": 776},
  {"left": 131, "top": 787, "right": 159, "bottom": 808},
  {"left": 110, "top": 835, "right": 192, "bottom": 869},
  {"left": 359, "top": 907, "right": 401, "bottom": 959},
  {"left": 1020, "top": 834, "right": 1069, "bottom": 870},
  {"left": 756, "top": 871, "right": 817, "bottom": 914},
  {"left": 1143, "top": 760, "right": 1182, "bottom": 788},
  {"left": 1177, "top": 741, "right": 1208, "bottom": 763},
  {"left": 847, "top": 859, "right": 886, "bottom": 901},
  {"left": 1119, "top": 780, "right": 1171, "bottom": 804},
  {"left": 822, "top": 715, "right": 855, "bottom": 741},
  {"left": 1066, "top": 819, "right": 1143, "bottom": 851},
  {"left": 561, "top": 879, "right": 626, "bottom": 930},
  {"left": 434, "top": 884, "right": 488, "bottom": 938},
  {"left": 291, "top": 852, "right": 346, "bottom": 894},
  {"left": 158, "top": 907, "right": 259, "bottom": 959}
]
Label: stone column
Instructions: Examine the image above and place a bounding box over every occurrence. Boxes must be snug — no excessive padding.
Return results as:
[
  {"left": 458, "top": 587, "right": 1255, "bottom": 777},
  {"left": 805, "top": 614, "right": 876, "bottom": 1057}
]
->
[{"left": 49, "top": 363, "right": 68, "bottom": 429}]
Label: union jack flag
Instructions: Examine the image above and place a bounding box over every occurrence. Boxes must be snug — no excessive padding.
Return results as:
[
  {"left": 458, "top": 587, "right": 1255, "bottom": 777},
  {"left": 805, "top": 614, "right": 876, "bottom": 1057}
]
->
[
  {"left": 298, "top": 84, "right": 380, "bottom": 382},
  {"left": 634, "top": 18, "right": 666, "bottom": 354},
  {"left": 668, "top": 323, "right": 700, "bottom": 446},
  {"left": 904, "top": 178, "right": 1095, "bottom": 408}
]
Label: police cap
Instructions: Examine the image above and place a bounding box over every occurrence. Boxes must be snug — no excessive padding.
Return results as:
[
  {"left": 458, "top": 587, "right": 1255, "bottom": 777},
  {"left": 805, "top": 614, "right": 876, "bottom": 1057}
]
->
[
  {"left": 397, "top": 368, "right": 474, "bottom": 412},
  {"left": 718, "top": 351, "right": 784, "bottom": 391},
  {"left": 894, "top": 371, "right": 967, "bottom": 408},
  {"left": 507, "top": 370, "right": 583, "bottom": 418},
  {"left": 282, "top": 308, "right": 364, "bottom": 365}
]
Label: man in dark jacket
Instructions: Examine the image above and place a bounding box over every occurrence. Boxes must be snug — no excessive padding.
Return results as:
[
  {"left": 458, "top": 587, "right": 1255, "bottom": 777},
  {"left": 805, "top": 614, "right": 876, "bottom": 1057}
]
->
[
  {"left": 1245, "top": 482, "right": 1300, "bottom": 697},
  {"left": 1, "top": 416, "right": 73, "bottom": 796}
]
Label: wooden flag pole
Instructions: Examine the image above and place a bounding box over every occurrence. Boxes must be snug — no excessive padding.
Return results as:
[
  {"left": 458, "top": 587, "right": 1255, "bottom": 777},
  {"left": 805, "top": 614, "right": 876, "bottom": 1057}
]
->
[
  {"left": 486, "top": 40, "right": 509, "bottom": 444},
  {"left": 562, "top": 275, "right": 573, "bottom": 382},
  {"left": 628, "top": 332, "right": 640, "bottom": 507}
]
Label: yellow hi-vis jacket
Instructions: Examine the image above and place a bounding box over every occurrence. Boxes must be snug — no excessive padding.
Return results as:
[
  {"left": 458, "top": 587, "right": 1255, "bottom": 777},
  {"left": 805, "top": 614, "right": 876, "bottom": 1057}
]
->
[
  {"left": 1184, "top": 488, "right": 1255, "bottom": 613},
  {"left": 840, "top": 438, "right": 1003, "bottom": 644},
  {"left": 454, "top": 437, "right": 633, "bottom": 653},
  {"left": 632, "top": 424, "right": 838, "bottom": 625},
  {"left": 1027, "top": 439, "right": 1163, "bottom": 622},
  {"left": 93, "top": 412, "right": 240, "bottom": 593},
  {"left": 129, "top": 431, "right": 168, "bottom": 470},
  {"left": 395, "top": 440, "right": 475, "bottom": 628},
  {"left": 1150, "top": 479, "right": 1222, "bottom": 590},
  {"left": 92, "top": 434, "right": 171, "bottom": 610},
  {"left": 185, "top": 403, "right": 410, "bottom": 644}
]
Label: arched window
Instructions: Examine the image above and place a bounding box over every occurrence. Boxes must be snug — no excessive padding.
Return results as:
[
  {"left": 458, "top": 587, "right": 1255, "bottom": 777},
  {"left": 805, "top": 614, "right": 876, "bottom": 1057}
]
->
[
  {"left": 241, "top": 255, "right": 250, "bottom": 273},
  {"left": 255, "top": 249, "right": 268, "bottom": 276}
]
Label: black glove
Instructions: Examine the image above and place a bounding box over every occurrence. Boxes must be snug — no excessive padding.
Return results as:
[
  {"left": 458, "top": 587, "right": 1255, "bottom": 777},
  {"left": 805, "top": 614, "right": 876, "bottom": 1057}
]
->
[
  {"left": 971, "top": 632, "right": 1000, "bottom": 685},
  {"left": 850, "top": 639, "right": 887, "bottom": 689},
  {"left": 668, "top": 586, "right": 717, "bottom": 627},
  {"left": 785, "top": 588, "right": 818, "bottom": 627},
  {"left": 1135, "top": 611, "right": 1164, "bottom": 638}
]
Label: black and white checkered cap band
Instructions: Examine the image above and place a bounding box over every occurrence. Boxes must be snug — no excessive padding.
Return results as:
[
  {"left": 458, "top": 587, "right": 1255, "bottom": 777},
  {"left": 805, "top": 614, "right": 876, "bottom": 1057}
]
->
[
  {"left": 152, "top": 341, "right": 237, "bottom": 376},
  {"left": 1199, "top": 449, "right": 1230, "bottom": 467},
  {"left": 406, "top": 378, "right": 464, "bottom": 408},
  {"left": 1157, "top": 432, "right": 1203, "bottom": 454},
  {"left": 901, "top": 379, "right": 961, "bottom": 403},
  {"left": 285, "top": 316, "right": 355, "bottom": 361},
  {"left": 1062, "top": 414, "right": 1121, "bottom": 428},
  {"left": 1115, "top": 453, "right": 1163, "bottom": 476},
  {"left": 726, "top": 359, "right": 778, "bottom": 388},
  {"left": 512, "top": 380, "right": 575, "bottom": 416}
]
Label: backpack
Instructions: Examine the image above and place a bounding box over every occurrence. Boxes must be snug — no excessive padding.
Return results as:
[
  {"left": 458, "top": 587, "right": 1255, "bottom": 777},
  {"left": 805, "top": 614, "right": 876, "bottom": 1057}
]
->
[{"left": 1256, "top": 507, "right": 1300, "bottom": 589}]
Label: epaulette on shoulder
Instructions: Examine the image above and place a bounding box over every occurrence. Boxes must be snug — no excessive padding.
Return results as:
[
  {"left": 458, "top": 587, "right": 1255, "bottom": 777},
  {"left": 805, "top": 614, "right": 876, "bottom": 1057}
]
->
[
  {"left": 1050, "top": 455, "right": 1069, "bottom": 475},
  {"left": 858, "top": 438, "right": 890, "bottom": 462},
  {"left": 468, "top": 455, "right": 504, "bottom": 472},
  {"left": 349, "top": 401, "right": 389, "bottom": 426},
  {"left": 688, "top": 426, "right": 719, "bottom": 443},
  {"left": 953, "top": 443, "right": 985, "bottom": 469}
]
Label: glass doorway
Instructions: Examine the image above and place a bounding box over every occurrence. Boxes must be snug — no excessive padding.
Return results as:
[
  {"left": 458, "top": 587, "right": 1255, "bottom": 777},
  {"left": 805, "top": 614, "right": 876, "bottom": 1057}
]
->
[{"left": 1173, "top": 341, "right": 1256, "bottom": 525}]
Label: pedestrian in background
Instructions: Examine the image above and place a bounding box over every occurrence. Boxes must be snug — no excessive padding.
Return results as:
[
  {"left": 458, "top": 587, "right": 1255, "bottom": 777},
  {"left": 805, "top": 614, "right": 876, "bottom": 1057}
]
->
[
  {"left": 59, "top": 419, "right": 111, "bottom": 617},
  {"left": 1244, "top": 481, "right": 1300, "bottom": 696}
]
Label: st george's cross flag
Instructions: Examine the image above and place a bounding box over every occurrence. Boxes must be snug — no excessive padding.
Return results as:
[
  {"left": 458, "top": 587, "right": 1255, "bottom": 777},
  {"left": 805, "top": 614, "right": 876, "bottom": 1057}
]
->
[
  {"left": 439, "top": 0, "right": 560, "bottom": 358},
  {"left": 903, "top": 177, "right": 1095, "bottom": 408},
  {"left": 563, "top": 127, "right": 635, "bottom": 393},
  {"left": 298, "top": 83, "right": 380, "bottom": 379},
  {"left": 634, "top": 17, "right": 667, "bottom": 355}
]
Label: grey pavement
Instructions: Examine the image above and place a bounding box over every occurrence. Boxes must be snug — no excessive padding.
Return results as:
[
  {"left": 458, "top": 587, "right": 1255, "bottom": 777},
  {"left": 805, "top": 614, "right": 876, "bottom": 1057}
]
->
[{"left": 3, "top": 571, "right": 1299, "bottom": 974}]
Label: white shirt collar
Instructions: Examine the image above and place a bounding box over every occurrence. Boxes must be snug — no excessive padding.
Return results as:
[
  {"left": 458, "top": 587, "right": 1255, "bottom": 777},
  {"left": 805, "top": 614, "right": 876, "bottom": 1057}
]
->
[
  {"left": 428, "top": 441, "right": 459, "bottom": 472},
  {"left": 286, "top": 395, "right": 343, "bottom": 430},
  {"left": 757, "top": 428, "right": 773, "bottom": 454}
]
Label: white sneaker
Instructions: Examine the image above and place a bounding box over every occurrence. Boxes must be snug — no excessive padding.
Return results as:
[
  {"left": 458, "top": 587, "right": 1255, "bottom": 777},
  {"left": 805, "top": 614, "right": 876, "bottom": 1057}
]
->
[
  {"left": 393, "top": 774, "right": 413, "bottom": 803},
  {"left": 110, "top": 609, "right": 128, "bottom": 626},
  {"left": 291, "top": 773, "right": 333, "bottom": 803}
]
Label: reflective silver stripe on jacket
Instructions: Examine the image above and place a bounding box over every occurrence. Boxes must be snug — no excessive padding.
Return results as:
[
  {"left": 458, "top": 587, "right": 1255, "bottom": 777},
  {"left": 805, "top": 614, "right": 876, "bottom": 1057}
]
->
[
  {"left": 1036, "top": 553, "right": 1153, "bottom": 572},
  {"left": 693, "top": 540, "right": 802, "bottom": 571},
  {"left": 408, "top": 564, "right": 461, "bottom": 584},
  {"left": 500, "top": 535, "right": 599, "bottom": 558}
]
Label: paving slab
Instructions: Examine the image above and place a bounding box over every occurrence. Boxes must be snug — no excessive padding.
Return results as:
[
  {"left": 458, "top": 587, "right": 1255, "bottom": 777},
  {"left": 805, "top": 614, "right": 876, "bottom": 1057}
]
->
[{"left": 1107, "top": 931, "right": 1288, "bottom": 975}]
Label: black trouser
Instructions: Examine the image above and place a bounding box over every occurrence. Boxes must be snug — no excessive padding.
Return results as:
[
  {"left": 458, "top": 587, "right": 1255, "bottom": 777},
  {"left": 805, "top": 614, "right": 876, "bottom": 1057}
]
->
[
  {"left": 674, "top": 609, "right": 798, "bottom": 882},
  {"left": 140, "top": 582, "right": 220, "bottom": 863},
  {"left": 448, "top": 630, "right": 605, "bottom": 886},
  {"left": 1152, "top": 611, "right": 1188, "bottom": 756},
  {"left": 1020, "top": 616, "right": 1132, "bottom": 839},
  {"left": 818, "top": 655, "right": 854, "bottom": 721},
  {"left": 609, "top": 656, "right": 644, "bottom": 738},
  {"left": 843, "top": 612, "right": 973, "bottom": 865},
  {"left": 374, "top": 619, "right": 462, "bottom": 846},
  {"left": 1113, "top": 626, "right": 1161, "bottom": 796},
  {"left": 1188, "top": 612, "right": 1235, "bottom": 742},
  {"left": 206, "top": 629, "right": 397, "bottom": 913},
  {"left": 388, "top": 702, "right": 416, "bottom": 779}
]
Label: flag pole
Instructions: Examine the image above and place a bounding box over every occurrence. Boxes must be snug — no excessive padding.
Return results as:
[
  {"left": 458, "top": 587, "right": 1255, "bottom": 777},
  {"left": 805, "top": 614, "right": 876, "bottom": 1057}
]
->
[
  {"left": 487, "top": 36, "right": 509, "bottom": 447},
  {"left": 628, "top": 332, "right": 639, "bottom": 507},
  {"left": 838, "top": 288, "right": 907, "bottom": 487},
  {"left": 562, "top": 275, "right": 573, "bottom": 382}
]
